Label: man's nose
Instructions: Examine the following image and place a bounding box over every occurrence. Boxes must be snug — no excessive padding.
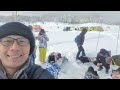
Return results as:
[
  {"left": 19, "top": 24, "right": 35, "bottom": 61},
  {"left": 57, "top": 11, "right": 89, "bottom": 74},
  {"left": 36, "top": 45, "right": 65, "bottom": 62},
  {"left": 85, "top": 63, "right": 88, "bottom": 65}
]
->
[{"left": 10, "top": 40, "right": 20, "bottom": 51}]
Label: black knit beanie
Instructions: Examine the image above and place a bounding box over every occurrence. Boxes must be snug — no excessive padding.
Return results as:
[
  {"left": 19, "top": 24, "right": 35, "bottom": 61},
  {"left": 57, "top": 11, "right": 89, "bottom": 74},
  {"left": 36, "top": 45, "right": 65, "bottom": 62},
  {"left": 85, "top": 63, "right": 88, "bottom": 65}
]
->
[{"left": 0, "top": 22, "right": 35, "bottom": 55}]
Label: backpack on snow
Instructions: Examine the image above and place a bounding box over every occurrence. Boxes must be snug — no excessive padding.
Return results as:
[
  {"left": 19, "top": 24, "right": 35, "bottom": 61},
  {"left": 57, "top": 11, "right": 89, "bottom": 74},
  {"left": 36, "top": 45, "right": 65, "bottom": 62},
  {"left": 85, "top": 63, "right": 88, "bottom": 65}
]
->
[
  {"left": 74, "top": 35, "right": 79, "bottom": 43},
  {"left": 78, "top": 56, "right": 90, "bottom": 63}
]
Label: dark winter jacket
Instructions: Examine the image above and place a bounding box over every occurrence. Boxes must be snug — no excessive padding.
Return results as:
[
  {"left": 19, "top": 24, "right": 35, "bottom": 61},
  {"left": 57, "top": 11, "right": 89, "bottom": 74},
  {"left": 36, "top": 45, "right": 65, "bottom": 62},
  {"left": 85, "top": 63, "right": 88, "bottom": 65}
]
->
[
  {"left": 0, "top": 60, "right": 55, "bottom": 79},
  {"left": 96, "top": 53, "right": 106, "bottom": 63},
  {"left": 77, "top": 33, "right": 85, "bottom": 46},
  {"left": 96, "top": 49, "right": 110, "bottom": 63},
  {"left": 77, "top": 28, "right": 87, "bottom": 46}
]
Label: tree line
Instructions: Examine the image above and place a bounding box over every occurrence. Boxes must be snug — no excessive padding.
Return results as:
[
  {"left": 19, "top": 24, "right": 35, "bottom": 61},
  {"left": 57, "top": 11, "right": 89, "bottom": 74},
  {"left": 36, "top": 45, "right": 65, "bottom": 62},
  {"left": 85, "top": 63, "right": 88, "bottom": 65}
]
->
[{"left": 0, "top": 14, "right": 117, "bottom": 24}]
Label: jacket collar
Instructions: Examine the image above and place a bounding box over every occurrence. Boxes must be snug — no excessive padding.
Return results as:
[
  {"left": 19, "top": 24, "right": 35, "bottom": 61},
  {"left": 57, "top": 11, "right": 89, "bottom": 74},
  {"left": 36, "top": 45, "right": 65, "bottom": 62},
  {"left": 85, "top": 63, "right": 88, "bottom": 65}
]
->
[{"left": 0, "top": 59, "right": 30, "bottom": 79}]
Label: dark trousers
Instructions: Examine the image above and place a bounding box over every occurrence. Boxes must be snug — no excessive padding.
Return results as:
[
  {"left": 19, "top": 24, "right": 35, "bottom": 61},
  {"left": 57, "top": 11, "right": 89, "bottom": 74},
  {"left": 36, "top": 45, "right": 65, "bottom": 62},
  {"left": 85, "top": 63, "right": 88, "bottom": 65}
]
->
[
  {"left": 93, "top": 61, "right": 110, "bottom": 70},
  {"left": 76, "top": 45, "right": 86, "bottom": 59}
]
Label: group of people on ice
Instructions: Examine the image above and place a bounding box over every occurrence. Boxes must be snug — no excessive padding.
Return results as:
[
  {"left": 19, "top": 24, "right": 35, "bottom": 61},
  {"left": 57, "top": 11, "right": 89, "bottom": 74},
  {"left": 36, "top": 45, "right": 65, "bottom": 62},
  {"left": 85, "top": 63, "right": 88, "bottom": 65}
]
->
[{"left": 75, "top": 27, "right": 120, "bottom": 79}]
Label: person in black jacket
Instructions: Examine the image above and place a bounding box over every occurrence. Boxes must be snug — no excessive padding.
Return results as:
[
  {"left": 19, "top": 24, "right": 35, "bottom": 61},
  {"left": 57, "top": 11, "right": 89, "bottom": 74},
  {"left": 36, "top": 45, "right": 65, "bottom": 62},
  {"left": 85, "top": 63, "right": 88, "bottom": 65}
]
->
[
  {"left": 93, "top": 49, "right": 111, "bottom": 74},
  {"left": 76, "top": 28, "right": 88, "bottom": 60},
  {"left": 0, "top": 22, "right": 54, "bottom": 79}
]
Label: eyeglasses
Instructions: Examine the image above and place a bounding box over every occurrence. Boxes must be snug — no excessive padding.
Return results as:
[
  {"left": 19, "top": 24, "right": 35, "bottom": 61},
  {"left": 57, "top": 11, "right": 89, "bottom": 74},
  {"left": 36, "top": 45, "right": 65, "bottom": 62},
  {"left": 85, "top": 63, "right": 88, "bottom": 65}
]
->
[{"left": 0, "top": 37, "right": 30, "bottom": 46}]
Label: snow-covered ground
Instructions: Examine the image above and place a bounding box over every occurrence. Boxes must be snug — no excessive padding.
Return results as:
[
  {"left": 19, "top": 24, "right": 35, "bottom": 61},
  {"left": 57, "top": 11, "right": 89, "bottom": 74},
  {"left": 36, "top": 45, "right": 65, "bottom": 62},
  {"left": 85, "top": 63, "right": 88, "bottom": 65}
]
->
[{"left": 33, "top": 22, "right": 120, "bottom": 79}]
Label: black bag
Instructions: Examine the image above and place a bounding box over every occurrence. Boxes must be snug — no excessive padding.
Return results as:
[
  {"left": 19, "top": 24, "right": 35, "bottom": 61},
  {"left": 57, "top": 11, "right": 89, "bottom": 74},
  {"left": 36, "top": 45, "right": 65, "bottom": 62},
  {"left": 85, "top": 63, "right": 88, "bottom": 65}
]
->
[{"left": 78, "top": 56, "right": 90, "bottom": 63}]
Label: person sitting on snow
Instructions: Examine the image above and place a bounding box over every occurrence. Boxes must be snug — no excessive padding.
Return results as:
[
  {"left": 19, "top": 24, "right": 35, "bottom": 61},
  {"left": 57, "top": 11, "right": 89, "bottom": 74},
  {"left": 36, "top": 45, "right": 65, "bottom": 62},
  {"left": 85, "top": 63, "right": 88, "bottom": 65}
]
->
[
  {"left": 48, "top": 52, "right": 68, "bottom": 66},
  {"left": 93, "top": 49, "right": 111, "bottom": 74},
  {"left": 46, "top": 52, "right": 69, "bottom": 79},
  {"left": 46, "top": 53, "right": 61, "bottom": 79},
  {"left": 84, "top": 66, "right": 100, "bottom": 79}
]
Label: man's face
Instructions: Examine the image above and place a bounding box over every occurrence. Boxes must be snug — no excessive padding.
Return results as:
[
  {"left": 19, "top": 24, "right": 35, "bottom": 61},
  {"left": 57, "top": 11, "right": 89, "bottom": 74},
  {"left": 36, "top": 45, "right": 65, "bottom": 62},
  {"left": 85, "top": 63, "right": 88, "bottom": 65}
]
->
[{"left": 0, "top": 35, "right": 30, "bottom": 69}]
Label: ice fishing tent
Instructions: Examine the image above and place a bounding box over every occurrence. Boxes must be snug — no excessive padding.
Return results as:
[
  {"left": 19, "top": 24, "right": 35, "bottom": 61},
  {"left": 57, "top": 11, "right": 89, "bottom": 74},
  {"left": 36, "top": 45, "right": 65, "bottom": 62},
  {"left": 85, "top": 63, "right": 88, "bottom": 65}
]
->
[{"left": 80, "top": 26, "right": 104, "bottom": 31}]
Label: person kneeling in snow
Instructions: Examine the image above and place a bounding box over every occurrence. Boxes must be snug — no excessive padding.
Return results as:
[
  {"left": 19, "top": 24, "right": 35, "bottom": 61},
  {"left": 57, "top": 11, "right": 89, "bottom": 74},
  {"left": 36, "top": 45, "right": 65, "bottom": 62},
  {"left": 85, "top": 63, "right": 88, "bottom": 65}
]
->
[
  {"left": 93, "top": 49, "right": 111, "bottom": 74},
  {"left": 84, "top": 66, "right": 100, "bottom": 79}
]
